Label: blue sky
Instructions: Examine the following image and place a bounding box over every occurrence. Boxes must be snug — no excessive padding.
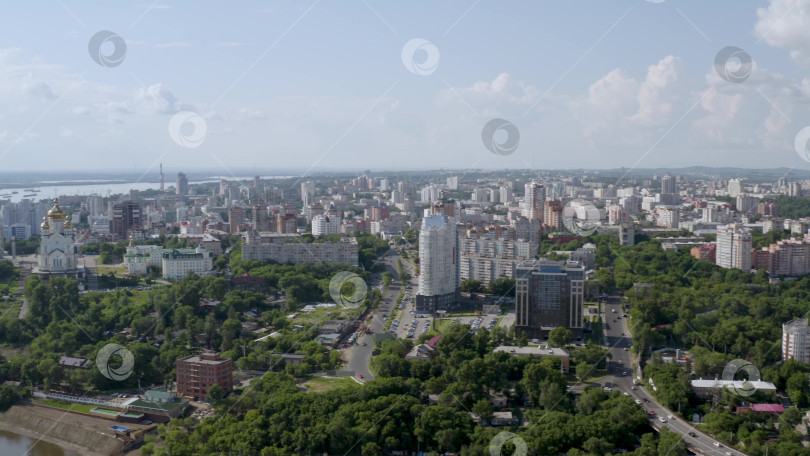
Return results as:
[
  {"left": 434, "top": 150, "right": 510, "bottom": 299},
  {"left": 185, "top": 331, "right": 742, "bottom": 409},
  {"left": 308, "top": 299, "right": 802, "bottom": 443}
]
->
[{"left": 1, "top": 0, "right": 809, "bottom": 173}]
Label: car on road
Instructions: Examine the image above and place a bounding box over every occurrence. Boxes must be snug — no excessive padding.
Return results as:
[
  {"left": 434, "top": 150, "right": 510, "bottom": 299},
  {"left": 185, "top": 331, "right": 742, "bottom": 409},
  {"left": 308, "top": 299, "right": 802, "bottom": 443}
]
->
[
  {"left": 714, "top": 442, "right": 721, "bottom": 447},
  {"left": 358, "top": 374, "right": 364, "bottom": 379},
  {"left": 611, "top": 309, "right": 617, "bottom": 313},
  {"left": 658, "top": 417, "right": 667, "bottom": 423},
  {"left": 603, "top": 387, "right": 611, "bottom": 392},
  {"left": 648, "top": 410, "right": 655, "bottom": 415},
  {"left": 634, "top": 399, "right": 641, "bottom": 404},
  {"left": 688, "top": 432, "right": 697, "bottom": 438},
  {"left": 725, "top": 452, "right": 732, "bottom": 456},
  {"left": 622, "top": 392, "right": 629, "bottom": 396},
  {"left": 667, "top": 415, "right": 674, "bottom": 420}
]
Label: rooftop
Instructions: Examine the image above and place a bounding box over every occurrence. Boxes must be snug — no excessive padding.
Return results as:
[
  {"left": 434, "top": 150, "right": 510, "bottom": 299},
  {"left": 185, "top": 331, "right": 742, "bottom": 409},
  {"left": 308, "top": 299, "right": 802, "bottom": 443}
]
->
[{"left": 494, "top": 346, "right": 570, "bottom": 357}]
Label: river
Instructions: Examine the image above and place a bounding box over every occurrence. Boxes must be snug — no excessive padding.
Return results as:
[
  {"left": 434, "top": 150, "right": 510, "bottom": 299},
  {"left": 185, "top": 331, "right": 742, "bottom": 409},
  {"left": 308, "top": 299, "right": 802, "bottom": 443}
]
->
[
  {"left": 0, "top": 429, "right": 76, "bottom": 455},
  {"left": 0, "top": 175, "right": 296, "bottom": 204}
]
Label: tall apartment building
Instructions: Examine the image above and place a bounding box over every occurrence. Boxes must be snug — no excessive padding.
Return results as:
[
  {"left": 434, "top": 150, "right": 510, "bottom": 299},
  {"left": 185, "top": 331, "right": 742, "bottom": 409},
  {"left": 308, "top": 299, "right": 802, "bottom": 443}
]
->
[
  {"left": 727, "top": 178, "right": 744, "bottom": 198},
  {"left": 752, "top": 236, "right": 810, "bottom": 276},
  {"left": 110, "top": 201, "right": 141, "bottom": 239},
  {"left": 522, "top": 182, "right": 545, "bottom": 222},
  {"left": 757, "top": 201, "right": 778, "bottom": 217},
  {"left": 619, "top": 221, "right": 635, "bottom": 246},
  {"left": 416, "top": 214, "right": 459, "bottom": 313},
  {"left": 176, "top": 351, "right": 233, "bottom": 401},
  {"left": 176, "top": 172, "right": 189, "bottom": 196},
  {"left": 789, "top": 182, "right": 802, "bottom": 197},
  {"left": 515, "top": 260, "right": 585, "bottom": 338},
  {"left": 459, "top": 232, "right": 533, "bottom": 286},
  {"left": 782, "top": 319, "right": 810, "bottom": 364},
  {"left": 500, "top": 186, "right": 513, "bottom": 203},
  {"left": 301, "top": 181, "right": 315, "bottom": 206},
  {"left": 228, "top": 207, "right": 245, "bottom": 234},
  {"left": 661, "top": 172, "right": 676, "bottom": 195},
  {"left": 736, "top": 194, "right": 758, "bottom": 213},
  {"left": 87, "top": 194, "right": 104, "bottom": 217},
  {"left": 241, "top": 231, "right": 358, "bottom": 266},
  {"left": 655, "top": 207, "right": 680, "bottom": 229},
  {"left": 543, "top": 200, "right": 564, "bottom": 231},
  {"left": 312, "top": 213, "right": 340, "bottom": 236},
  {"left": 716, "top": 223, "right": 752, "bottom": 271}
]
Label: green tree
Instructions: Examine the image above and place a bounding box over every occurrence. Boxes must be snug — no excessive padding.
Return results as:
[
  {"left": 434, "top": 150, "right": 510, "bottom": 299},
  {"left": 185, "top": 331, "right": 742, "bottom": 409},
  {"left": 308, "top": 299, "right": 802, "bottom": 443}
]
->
[{"left": 548, "top": 327, "right": 572, "bottom": 348}]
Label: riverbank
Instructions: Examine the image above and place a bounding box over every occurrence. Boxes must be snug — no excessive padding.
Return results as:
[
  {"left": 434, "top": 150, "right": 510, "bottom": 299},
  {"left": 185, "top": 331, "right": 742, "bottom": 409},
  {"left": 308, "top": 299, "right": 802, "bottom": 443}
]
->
[{"left": 0, "top": 403, "right": 125, "bottom": 456}]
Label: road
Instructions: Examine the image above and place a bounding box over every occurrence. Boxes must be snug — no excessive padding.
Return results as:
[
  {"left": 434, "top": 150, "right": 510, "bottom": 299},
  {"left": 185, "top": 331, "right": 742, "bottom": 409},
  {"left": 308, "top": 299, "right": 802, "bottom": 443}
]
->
[
  {"left": 600, "top": 294, "right": 746, "bottom": 456},
  {"left": 344, "top": 249, "right": 418, "bottom": 380}
]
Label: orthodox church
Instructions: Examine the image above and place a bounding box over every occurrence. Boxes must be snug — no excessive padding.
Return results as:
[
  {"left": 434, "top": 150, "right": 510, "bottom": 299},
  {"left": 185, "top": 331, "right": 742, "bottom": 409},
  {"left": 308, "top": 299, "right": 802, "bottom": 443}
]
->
[{"left": 33, "top": 199, "right": 85, "bottom": 281}]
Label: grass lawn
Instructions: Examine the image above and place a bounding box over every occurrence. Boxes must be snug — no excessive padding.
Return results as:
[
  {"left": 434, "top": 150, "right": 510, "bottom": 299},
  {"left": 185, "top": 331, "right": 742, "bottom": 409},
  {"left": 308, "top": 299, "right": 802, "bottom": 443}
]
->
[
  {"left": 303, "top": 376, "right": 357, "bottom": 393},
  {"left": 96, "top": 265, "right": 126, "bottom": 277},
  {"left": 292, "top": 305, "right": 363, "bottom": 326},
  {"left": 434, "top": 319, "right": 455, "bottom": 334},
  {"left": 0, "top": 301, "right": 20, "bottom": 321},
  {"left": 37, "top": 399, "right": 97, "bottom": 414}
]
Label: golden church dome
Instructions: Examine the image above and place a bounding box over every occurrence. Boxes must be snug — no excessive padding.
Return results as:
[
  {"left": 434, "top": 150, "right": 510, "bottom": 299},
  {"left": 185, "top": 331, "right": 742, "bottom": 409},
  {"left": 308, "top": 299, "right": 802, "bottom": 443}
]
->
[
  {"left": 64, "top": 219, "right": 73, "bottom": 229},
  {"left": 40, "top": 216, "right": 50, "bottom": 230},
  {"left": 47, "top": 198, "right": 66, "bottom": 221}
]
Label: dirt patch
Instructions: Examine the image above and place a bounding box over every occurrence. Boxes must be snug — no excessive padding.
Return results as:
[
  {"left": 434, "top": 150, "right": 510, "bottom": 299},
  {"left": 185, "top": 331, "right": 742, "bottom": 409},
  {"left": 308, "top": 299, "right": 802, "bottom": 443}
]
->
[{"left": 0, "top": 402, "right": 130, "bottom": 456}]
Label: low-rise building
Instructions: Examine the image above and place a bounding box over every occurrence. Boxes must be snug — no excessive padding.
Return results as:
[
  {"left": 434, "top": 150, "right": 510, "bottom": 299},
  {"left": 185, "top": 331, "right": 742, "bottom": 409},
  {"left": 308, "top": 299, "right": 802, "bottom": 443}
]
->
[
  {"left": 493, "top": 345, "right": 570, "bottom": 373},
  {"left": 241, "top": 231, "right": 358, "bottom": 266},
  {"left": 690, "top": 379, "right": 776, "bottom": 399},
  {"left": 161, "top": 245, "right": 215, "bottom": 280},
  {"left": 405, "top": 344, "right": 438, "bottom": 361},
  {"left": 176, "top": 351, "right": 233, "bottom": 401}
]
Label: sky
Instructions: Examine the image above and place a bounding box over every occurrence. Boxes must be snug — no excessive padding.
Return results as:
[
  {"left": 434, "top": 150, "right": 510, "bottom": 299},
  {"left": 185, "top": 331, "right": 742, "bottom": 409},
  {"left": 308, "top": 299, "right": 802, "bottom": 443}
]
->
[{"left": 2, "top": 0, "right": 810, "bottom": 174}]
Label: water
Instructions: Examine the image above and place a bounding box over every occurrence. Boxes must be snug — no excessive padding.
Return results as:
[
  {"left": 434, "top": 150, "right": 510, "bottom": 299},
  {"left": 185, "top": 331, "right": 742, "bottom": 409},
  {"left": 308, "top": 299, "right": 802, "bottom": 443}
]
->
[
  {"left": 0, "top": 175, "right": 298, "bottom": 204},
  {"left": 0, "top": 429, "right": 76, "bottom": 456}
]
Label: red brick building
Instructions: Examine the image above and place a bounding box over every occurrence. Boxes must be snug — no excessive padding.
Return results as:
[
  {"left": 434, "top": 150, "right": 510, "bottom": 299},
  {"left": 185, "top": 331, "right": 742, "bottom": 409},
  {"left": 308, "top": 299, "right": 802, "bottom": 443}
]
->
[
  {"left": 690, "top": 244, "right": 716, "bottom": 263},
  {"left": 176, "top": 351, "right": 233, "bottom": 401}
]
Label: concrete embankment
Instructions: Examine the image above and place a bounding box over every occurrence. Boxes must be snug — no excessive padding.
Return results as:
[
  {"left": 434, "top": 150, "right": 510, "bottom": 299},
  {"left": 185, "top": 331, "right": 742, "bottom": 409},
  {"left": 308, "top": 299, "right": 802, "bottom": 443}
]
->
[{"left": 0, "top": 403, "right": 125, "bottom": 456}]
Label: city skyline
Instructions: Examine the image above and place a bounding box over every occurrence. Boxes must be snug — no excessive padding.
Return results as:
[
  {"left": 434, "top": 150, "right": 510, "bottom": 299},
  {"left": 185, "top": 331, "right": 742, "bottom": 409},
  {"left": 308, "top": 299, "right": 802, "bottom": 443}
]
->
[{"left": 2, "top": 1, "right": 810, "bottom": 173}]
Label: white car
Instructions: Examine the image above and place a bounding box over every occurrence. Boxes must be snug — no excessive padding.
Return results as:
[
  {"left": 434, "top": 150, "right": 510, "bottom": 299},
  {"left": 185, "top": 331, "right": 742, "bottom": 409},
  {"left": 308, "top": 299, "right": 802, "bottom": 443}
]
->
[
  {"left": 634, "top": 399, "right": 642, "bottom": 404},
  {"left": 658, "top": 417, "right": 667, "bottom": 423},
  {"left": 714, "top": 442, "right": 721, "bottom": 447},
  {"left": 667, "top": 414, "right": 674, "bottom": 420}
]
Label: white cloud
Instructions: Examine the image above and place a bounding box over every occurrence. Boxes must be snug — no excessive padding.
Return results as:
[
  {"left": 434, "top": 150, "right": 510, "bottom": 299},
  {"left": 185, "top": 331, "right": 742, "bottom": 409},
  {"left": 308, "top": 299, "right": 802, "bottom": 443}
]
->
[
  {"left": 755, "top": 0, "right": 810, "bottom": 65},
  {"left": 153, "top": 42, "right": 191, "bottom": 48}
]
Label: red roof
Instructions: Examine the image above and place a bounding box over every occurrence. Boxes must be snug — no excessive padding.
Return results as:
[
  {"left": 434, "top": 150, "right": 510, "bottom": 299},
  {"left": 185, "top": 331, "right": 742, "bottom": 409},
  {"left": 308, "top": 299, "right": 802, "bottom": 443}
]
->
[
  {"left": 751, "top": 404, "right": 784, "bottom": 413},
  {"left": 427, "top": 335, "right": 442, "bottom": 347}
]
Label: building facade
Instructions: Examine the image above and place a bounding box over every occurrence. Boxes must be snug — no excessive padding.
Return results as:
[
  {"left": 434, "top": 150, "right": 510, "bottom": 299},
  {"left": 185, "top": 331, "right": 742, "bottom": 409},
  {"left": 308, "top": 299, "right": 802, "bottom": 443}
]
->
[
  {"left": 515, "top": 260, "right": 585, "bottom": 338},
  {"left": 176, "top": 351, "right": 233, "bottom": 401},
  {"left": 34, "top": 199, "right": 84, "bottom": 281},
  {"left": 161, "top": 245, "right": 215, "bottom": 280},
  {"left": 416, "top": 214, "right": 459, "bottom": 312},
  {"left": 241, "top": 231, "right": 358, "bottom": 266},
  {"left": 716, "top": 223, "right": 752, "bottom": 271},
  {"left": 782, "top": 319, "right": 810, "bottom": 364}
]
